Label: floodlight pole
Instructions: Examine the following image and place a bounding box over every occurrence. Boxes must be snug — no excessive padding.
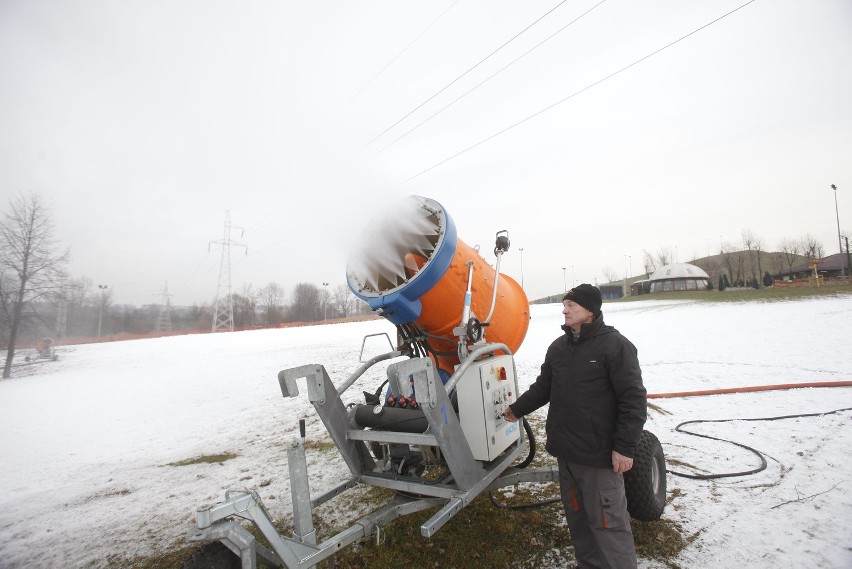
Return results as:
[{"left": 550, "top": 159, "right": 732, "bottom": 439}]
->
[
  {"left": 518, "top": 248, "right": 524, "bottom": 289},
  {"left": 97, "top": 285, "right": 108, "bottom": 338},
  {"left": 322, "top": 282, "right": 329, "bottom": 322},
  {"left": 832, "top": 184, "right": 845, "bottom": 278}
]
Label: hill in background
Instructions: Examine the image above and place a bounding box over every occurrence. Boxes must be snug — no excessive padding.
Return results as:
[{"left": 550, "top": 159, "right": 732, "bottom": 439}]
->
[{"left": 532, "top": 250, "right": 810, "bottom": 304}]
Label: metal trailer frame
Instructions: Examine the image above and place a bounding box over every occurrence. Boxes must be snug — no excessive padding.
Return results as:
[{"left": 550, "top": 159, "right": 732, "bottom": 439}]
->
[{"left": 189, "top": 343, "right": 560, "bottom": 569}]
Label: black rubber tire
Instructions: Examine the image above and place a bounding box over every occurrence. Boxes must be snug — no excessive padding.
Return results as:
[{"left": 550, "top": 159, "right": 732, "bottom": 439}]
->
[
  {"left": 624, "top": 430, "right": 666, "bottom": 521},
  {"left": 182, "top": 541, "right": 240, "bottom": 569}
]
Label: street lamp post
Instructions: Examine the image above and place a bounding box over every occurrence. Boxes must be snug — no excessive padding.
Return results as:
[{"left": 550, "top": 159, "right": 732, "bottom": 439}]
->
[
  {"left": 322, "top": 282, "right": 329, "bottom": 321},
  {"left": 832, "top": 184, "right": 845, "bottom": 278},
  {"left": 97, "top": 284, "right": 108, "bottom": 338},
  {"left": 562, "top": 267, "right": 566, "bottom": 292},
  {"left": 518, "top": 248, "right": 524, "bottom": 289}
]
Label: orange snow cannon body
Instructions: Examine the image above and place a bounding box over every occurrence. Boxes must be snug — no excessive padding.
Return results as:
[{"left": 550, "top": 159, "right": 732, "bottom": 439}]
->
[{"left": 346, "top": 196, "right": 530, "bottom": 373}]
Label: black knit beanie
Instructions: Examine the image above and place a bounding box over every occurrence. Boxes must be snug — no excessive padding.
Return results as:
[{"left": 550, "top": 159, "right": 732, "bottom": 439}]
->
[{"left": 563, "top": 284, "right": 602, "bottom": 316}]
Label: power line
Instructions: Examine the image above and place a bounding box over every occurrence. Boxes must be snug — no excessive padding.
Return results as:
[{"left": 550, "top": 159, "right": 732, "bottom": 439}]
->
[
  {"left": 375, "top": 0, "right": 608, "bottom": 155},
  {"left": 400, "top": 0, "right": 759, "bottom": 184},
  {"left": 172, "top": 251, "right": 214, "bottom": 298},
  {"left": 345, "top": 0, "right": 461, "bottom": 108},
  {"left": 367, "top": 0, "right": 571, "bottom": 147}
]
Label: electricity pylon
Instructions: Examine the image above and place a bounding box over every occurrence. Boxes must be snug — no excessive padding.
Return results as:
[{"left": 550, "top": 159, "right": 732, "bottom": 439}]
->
[
  {"left": 156, "top": 281, "right": 173, "bottom": 332},
  {"left": 210, "top": 211, "right": 247, "bottom": 332}
]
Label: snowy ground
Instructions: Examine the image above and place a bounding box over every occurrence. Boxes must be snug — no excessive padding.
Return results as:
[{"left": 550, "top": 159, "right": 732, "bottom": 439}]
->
[{"left": 1, "top": 295, "right": 851, "bottom": 568}]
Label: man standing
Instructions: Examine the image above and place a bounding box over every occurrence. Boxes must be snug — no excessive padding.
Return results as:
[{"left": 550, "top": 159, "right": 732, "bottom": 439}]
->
[{"left": 504, "top": 284, "right": 646, "bottom": 569}]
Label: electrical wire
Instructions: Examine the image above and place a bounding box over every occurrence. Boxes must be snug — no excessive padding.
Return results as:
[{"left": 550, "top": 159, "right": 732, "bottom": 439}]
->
[
  {"left": 346, "top": 0, "right": 462, "bottom": 107},
  {"left": 667, "top": 406, "right": 852, "bottom": 480},
  {"left": 400, "top": 0, "right": 759, "bottom": 184},
  {"left": 367, "top": 0, "right": 571, "bottom": 146},
  {"left": 489, "top": 418, "right": 563, "bottom": 510},
  {"left": 491, "top": 406, "right": 852, "bottom": 510},
  {"left": 375, "top": 0, "right": 608, "bottom": 155}
]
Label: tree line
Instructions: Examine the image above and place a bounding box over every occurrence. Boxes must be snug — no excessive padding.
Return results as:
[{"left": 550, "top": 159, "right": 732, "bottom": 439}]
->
[
  {"left": 37, "top": 278, "right": 372, "bottom": 339},
  {"left": 0, "top": 192, "right": 371, "bottom": 378},
  {"left": 624, "top": 230, "right": 838, "bottom": 290}
]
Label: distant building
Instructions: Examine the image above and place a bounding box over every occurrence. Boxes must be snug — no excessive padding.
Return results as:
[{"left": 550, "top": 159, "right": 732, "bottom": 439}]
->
[
  {"left": 631, "top": 279, "right": 651, "bottom": 296},
  {"left": 649, "top": 263, "right": 710, "bottom": 293},
  {"left": 781, "top": 253, "right": 850, "bottom": 281},
  {"left": 599, "top": 284, "right": 625, "bottom": 300}
]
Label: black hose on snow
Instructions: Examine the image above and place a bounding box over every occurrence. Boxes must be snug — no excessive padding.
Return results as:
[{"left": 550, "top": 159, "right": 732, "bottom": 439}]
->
[{"left": 667, "top": 407, "right": 852, "bottom": 480}]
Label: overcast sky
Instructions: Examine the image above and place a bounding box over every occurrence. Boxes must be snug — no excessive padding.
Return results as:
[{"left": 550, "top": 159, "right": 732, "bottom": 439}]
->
[{"left": 1, "top": 0, "right": 850, "bottom": 307}]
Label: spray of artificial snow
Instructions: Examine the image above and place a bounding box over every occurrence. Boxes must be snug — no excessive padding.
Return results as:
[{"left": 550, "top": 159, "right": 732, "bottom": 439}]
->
[{"left": 346, "top": 195, "right": 444, "bottom": 294}]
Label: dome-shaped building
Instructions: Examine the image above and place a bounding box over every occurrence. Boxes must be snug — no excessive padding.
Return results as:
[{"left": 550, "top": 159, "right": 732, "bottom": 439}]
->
[{"left": 649, "top": 263, "right": 710, "bottom": 293}]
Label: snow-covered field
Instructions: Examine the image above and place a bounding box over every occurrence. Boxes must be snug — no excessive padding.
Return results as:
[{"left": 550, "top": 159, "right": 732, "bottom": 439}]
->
[{"left": 1, "top": 295, "right": 851, "bottom": 568}]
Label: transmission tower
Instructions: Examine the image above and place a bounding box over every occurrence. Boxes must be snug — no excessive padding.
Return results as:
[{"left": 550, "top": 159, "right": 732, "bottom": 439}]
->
[
  {"left": 155, "top": 281, "right": 173, "bottom": 332},
  {"left": 210, "top": 211, "right": 247, "bottom": 332}
]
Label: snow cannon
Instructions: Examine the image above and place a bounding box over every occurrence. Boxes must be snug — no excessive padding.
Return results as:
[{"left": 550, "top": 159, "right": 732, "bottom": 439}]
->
[
  {"left": 346, "top": 195, "right": 529, "bottom": 372},
  {"left": 188, "top": 195, "right": 666, "bottom": 569}
]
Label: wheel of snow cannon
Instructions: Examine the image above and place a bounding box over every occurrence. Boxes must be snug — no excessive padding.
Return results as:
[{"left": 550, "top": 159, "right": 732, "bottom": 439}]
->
[
  {"left": 624, "top": 430, "right": 666, "bottom": 521},
  {"left": 182, "top": 541, "right": 240, "bottom": 569}
]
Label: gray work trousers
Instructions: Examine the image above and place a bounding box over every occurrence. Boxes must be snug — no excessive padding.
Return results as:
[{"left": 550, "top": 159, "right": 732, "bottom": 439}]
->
[{"left": 558, "top": 458, "right": 637, "bottom": 569}]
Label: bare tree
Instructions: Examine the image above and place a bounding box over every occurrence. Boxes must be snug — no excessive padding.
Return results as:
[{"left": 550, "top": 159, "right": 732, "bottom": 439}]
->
[
  {"left": 231, "top": 284, "right": 257, "bottom": 328},
  {"left": 641, "top": 250, "right": 656, "bottom": 275},
  {"left": 289, "top": 283, "right": 321, "bottom": 322},
  {"left": 333, "top": 284, "right": 354, "bottom": 318},
  {"left": 230, "top": 293, "right": 255, "bottom": 328},
  {"left": 778, "top": 238, "right": 801, "bottom": 274},
  {"left": 741, "top": 229, "right": 757, "bottom": 285},
  {"left": 601, "top": 266, "right": 620, "bottom": 283},
  {"left": 799, "top": 234, "right": 824, "bottom": 260},
  {"left": 259, "top": 282, "right": 285, "bottom": 325},
  {"left": 741, "top": 229, "right": 765, "bottom": 287},
  {"left": 754, "top": 235, "right": 764, "bottom": 283},
  {"left": 1, "top": 193, "right": 69, "bottom": 378},
  {"left": 655, "top": 246, "right": 673, "bottom": 269},
  {"left": 719, "top": 241, "right": 738, "bottom": 285},
  {"left": 63, "top": 277, "right": 95, "bottom": 336}
]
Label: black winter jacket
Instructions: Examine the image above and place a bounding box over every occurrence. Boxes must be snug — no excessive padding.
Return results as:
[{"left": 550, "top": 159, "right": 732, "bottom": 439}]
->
[{"left": 509, "top": 314, "right": 647, "bottom": 468}]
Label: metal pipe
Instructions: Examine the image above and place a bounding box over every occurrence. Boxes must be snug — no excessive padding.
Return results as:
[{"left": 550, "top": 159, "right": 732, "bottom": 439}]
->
[
  {"left": 460, "top": 260, "right": 474, "bottom": 326},
  {"left": 832, "top": 184, "right": 845, "bottom": 278},
  {"left": 483, "top": 253, "right": 503, "bottom": 324},
  {"left": 443, "top": 342, "right": 512, "bottom": 393},
  {"left": 336, "top": 350, "right": 403, "bottom": 395}
]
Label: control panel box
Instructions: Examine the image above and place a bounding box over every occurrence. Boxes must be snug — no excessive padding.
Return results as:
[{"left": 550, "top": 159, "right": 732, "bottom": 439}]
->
[{"left": 455, "top": 354, "right": 520, "bottom": 461}]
